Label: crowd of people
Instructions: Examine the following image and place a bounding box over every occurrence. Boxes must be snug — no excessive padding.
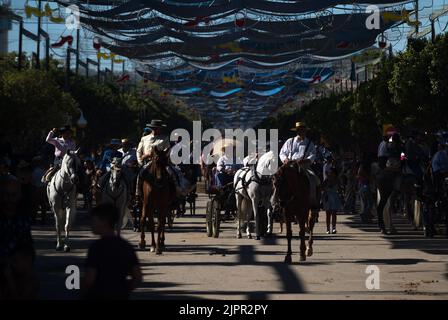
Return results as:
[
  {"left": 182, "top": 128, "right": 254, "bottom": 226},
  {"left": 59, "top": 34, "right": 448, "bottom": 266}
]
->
[{"left": 1, "top": 119, "right": 448, "bottom": 299}]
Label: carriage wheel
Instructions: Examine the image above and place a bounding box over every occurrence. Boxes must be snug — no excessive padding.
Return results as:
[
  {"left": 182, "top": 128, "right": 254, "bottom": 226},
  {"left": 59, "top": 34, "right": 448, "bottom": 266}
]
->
[
  {"left": 212, "top": 200, "right": 220, "bottom": 238},
  {"left": 206, "top": 201, "right": 213, "bottom": 237}
]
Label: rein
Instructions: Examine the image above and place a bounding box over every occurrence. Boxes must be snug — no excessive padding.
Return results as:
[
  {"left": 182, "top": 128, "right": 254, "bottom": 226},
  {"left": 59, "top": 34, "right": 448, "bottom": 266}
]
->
[
  {"left": 105, "top": 173, "right": 126, "bottom": 207},
  {"left": 52, "top": 169, "right": 76, "bottom": 206}
]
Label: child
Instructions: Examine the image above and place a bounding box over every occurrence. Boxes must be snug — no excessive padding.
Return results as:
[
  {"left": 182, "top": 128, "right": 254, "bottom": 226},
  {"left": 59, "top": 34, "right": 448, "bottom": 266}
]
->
[
  {"left": 83, "top": 203, "right": 142, "bottom": 300},
  {"left": 322, "top": 168, "right": 342, "bottom": 234}
]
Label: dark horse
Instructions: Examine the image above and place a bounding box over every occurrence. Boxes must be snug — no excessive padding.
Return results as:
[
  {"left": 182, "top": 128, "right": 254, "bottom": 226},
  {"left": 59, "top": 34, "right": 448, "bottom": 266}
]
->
[
  {"left": 271, "top": 162, "right": 315, "bottom": 263},
  {"left": 375, "top": 165, "right": 417, "bottom": 234},
  {"left": 139, "top": 148, "right": 173, "bottom": 254}
]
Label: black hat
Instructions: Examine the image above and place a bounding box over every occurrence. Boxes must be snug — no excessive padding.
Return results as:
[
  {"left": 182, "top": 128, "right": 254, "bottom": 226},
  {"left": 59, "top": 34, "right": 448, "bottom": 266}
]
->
[{"left": 146, "top": 119, "right": 166, "bottom": 129}]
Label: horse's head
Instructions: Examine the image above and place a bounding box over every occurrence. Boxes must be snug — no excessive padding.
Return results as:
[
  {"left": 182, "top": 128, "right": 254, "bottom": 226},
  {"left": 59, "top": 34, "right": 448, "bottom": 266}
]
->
[
  {"left": 271, "top": 162, "right": 307, "bottom": 210},
  {"left": 62, "top": 149, "right": 82, "bottom": 184},
  {"left": 154, "top": 147, "right": 168, "bottom": 167},
  {"left": 110, "top": 159, "right": 123, "bottom": 189},
  {"left": 271, "top": 165, "right": 288, "bottom": 211}
]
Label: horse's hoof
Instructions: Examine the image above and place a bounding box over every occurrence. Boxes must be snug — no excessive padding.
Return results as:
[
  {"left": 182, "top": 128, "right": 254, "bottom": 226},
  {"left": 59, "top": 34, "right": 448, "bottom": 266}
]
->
[
  {"left": 306, "top": 248, "right": 313, "bottom": 257},
  {"left": 237, "top": 234, "right": 242, "bottom": 239},
  {"left": 255, "top": 236, "right": 260, "bottom": 240},
  {"left": 247, "top": 234, "right": 252, "bottom": 239},
  {"left": 56, "top": 245, "right": 63, "bottom": 251},
  {"left": 156, "top": 249, "right": 163, "bottom": 255},
  {"left": 150, "top": 246, "right": 156, "bottom": 253},
  {"left": 299, "top": 255, "right": 306, "bottom": 262},
  {"left": 284, "top": 255, "right": 292, "bottom": 264},
  {"left": 63, "top": 245, "right": 70, "bottom": 252},
  {"left": 139, "top": 242, "right": 146, "bottom": 249}
]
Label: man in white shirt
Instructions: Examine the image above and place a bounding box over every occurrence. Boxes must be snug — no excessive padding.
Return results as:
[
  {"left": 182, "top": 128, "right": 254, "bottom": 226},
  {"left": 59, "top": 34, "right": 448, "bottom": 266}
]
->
[
  {"left": 279, "top": 122, "right": 320, "bottom": 209},
  {"left": 135, "top": 120, "right": 172, "bottom": 198},
  {"left": 216, "top": 146, "right": 240, "bottom": 186}
]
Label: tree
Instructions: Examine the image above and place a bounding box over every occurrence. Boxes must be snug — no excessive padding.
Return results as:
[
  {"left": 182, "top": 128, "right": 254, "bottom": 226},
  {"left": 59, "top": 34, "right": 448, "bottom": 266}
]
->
[{"left": 0, "top": 69, "right": 77, "bottom": 154}]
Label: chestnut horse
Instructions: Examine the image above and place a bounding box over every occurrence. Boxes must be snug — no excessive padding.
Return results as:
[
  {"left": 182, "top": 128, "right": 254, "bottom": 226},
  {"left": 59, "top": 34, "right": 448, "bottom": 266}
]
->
[
  {"left": 139, "top": 148, "right": 172, "bottom": 254},
  {"left": 271, "top": 161, "right": 316, "bottom": 263}
]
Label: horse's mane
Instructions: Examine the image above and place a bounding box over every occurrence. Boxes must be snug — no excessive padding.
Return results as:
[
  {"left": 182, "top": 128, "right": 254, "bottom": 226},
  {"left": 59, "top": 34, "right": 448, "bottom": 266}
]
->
[{"left": 256, "top": 151, "right": 276, "bottom": 176}]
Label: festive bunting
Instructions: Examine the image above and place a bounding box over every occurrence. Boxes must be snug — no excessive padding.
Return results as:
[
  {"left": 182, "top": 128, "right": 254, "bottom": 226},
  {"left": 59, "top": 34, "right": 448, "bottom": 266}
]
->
[{"left": 51, "top": 35, "right": 73, "bottom": 48}]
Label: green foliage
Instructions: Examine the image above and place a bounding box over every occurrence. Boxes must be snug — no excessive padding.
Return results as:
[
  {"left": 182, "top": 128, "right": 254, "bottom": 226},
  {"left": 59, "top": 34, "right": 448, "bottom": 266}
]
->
[
  {"left": 0, "top": 53, "right": 198, "bottom": 155},
  {"left": 0, "top": 68, "right": 77, "bottom": 154}
]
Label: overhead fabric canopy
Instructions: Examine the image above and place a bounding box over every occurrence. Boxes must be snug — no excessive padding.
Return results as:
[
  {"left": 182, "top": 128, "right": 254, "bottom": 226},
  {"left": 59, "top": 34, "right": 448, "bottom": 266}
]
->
[{"left": 58, "top": 0, "right": 413, "bottom": 128}]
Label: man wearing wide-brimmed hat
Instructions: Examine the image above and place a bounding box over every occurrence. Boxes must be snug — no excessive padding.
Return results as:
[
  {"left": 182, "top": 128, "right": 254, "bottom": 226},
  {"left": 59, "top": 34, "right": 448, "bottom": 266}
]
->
[
  {"left": 279, "top": 122, "right": 316, "bottom": 166},
  {"left": 43, "top": 125, "right": 76, "bottom": 183},
  {"left": 98, "top": 139, "right": 123, "bottom": 173},
  {"left": 135, "top": 120, "right": 171, "bottom": 199},
  {"left": 279, "top": 121, "right": 320, "bottom": 209},
  {"left": 45, "top": 125, "right": 76, "bottom": 166}
]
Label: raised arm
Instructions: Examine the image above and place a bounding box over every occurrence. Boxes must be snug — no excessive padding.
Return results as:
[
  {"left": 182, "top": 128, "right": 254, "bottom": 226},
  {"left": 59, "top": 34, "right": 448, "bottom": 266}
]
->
[{"left": 45, "top": 129, "right": 63, "bottom": 150}]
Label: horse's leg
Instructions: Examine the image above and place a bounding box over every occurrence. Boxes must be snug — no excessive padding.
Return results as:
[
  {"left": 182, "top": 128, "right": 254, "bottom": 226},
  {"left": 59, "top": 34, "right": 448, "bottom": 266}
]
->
[
  {"left": 267, "top": 206, "right": 273, "bottom": 236},
  {"left": 236, "top": 193, "right": 243, "bottom": 238},
  {"left": 149, "top": 207, "right": 157, "bottom": 253},
  {"left": 388, "top": 191, "right": 398, "bottom": 234},
  {"left": 139, "top": 194, "right": 147, "bottom": 249},
  {"left": 156, "top": 206, "right": 167, "bottom": 255},
  {"left": 299, "top": 218, "right": 307, "bottom": 262},
  {"left": 251, "top": 197, "right": 260, "bottom": 240},
  {"left": 306, "top": 209, "right": 315, "bottom": 257},
  {"left": 244, "top": 198, "right": 252, "bottom": 239},
  {"left": 284, "top": 214, "right": 293, "bottom": 264},
  {"left": 377, "top": 187, "right": 390, "bottom": 233},
  {"left": 64, "top": 192, "right": 77, "bottom": 252},
  {"left": 51, "top": 200, "right": 63, "bottom": 251}
]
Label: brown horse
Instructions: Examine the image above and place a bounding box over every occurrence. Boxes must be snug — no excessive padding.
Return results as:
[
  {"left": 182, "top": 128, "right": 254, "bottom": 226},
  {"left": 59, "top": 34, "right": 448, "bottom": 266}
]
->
[
  {"left": 271, "top": 162, "right": 315, "bottom": 263},
  {"left": 139, "top": 149, "right": 173, "bottom": 254}
]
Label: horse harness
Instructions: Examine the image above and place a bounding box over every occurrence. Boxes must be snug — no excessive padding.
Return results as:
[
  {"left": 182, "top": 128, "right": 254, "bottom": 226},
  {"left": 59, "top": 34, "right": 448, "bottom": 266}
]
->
[
  {"left": 234, "top": 164, "right": 272, "bottom": 194},
  {"left": 52, "top": 169, "right": 76, "bottom": 207},
  {"left": 104, "top": 173, "right": 126, "bottom": 207}
]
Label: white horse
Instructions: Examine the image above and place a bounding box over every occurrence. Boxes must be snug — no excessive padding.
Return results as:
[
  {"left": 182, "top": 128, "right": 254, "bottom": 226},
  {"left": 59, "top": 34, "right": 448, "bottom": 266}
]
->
[
  {"left": 47, "top": 150, "right": 82, "bottom": 252},
  {"left": 234, "top": 151, "right": 277, "bottom": 240},
  {"left": 101, "top": 161, "right": 129, "bottom": 235}
]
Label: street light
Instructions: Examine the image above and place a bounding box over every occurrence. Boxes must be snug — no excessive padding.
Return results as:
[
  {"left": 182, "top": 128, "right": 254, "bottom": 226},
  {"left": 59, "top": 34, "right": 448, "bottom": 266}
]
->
[
  {"left": 77, "top": 109, "right": 87, "bottom": 143},
  {"left": 77, "top": 109, "right": 87, "bottom": 128}
]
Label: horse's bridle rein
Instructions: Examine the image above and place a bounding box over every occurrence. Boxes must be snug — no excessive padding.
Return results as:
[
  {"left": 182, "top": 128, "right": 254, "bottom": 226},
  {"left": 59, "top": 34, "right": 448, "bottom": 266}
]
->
[
  {"left": 105, "top": 168, "right": 125, "bottom": 207},
  {"left": 52, "top": 156, "right": 80, "bottom": 203}
]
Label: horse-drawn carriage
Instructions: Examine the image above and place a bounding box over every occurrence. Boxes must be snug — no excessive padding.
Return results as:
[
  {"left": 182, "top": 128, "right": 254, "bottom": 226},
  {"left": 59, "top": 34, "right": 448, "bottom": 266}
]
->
[{"left": 205, "top": 165, "right": 237, "bottom": 238}]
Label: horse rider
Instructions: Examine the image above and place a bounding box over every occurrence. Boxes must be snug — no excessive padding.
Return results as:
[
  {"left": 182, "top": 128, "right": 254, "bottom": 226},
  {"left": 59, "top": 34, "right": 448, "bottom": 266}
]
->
[
  {"left": 135, "top": 119, "right": 173, "bottom": 201},
  {"left": 405, "top": 130, "right": 426, "bottom": 185},
  {"left": 97, "top": 139, "right": 134, "bottom": 198},
  {"left": 431, "top": 141, "right": 448, "bottom": 196},
  {"left": 119, "top": 138, "right": 137, "bottom": 168},
  {"left": 279, "top": 121, "right": 320, "bottom": 209},
  {"left": 216, "top": 145, "right": 242, "bottom": 187},
  {"left": 97, "top": 139, "right": 123, "bottom": 174},
  {"left": 43, "top": 126, "right": 76, "bottom": 183}
]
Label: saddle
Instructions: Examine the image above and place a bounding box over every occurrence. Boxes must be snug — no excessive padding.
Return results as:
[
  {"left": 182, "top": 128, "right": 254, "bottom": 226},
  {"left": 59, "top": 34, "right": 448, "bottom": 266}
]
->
[{"left": 41, "top": 165, "right": 59, "bottom": 184}]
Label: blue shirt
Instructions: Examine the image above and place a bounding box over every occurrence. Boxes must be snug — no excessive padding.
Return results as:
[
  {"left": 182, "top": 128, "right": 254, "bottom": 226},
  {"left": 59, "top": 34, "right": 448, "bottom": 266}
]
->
[
  {"left": 98, "top": 149, "right": 123, "bottom": 172},
  {"left": 432, "top": 150, "right": 448, "bottom": 173}
]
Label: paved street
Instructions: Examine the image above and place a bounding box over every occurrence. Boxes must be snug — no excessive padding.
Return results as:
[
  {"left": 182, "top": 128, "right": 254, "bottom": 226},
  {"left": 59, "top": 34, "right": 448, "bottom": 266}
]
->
[{"left": 33, "top": 191, "right": 448, "bottom": 300}]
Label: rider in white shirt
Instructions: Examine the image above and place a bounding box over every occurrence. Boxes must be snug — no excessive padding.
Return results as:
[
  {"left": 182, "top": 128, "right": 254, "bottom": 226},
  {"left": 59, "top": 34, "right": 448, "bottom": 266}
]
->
[{"left": 279, "top": 122, "right": 320, "bottom": 208}]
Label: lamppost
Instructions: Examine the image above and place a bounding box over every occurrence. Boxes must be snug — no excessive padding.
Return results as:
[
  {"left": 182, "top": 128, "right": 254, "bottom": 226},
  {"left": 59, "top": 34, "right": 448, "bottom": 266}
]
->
[{"left": 77, "top": 109, "right": 87, "bottom": 144}]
